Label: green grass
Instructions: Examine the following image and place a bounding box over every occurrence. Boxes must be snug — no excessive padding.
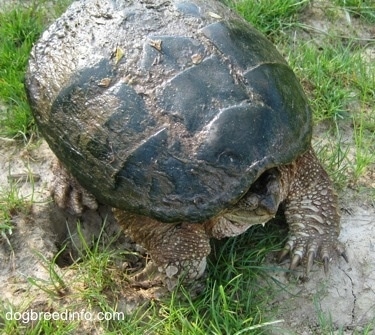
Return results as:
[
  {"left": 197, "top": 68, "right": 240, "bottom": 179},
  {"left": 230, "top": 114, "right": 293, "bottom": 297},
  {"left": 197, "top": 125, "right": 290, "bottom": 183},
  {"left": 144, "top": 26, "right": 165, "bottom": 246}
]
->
[
  {"left": 352, "top": 113, "right": 375, "bottom": 181},
  {"left": 223, "top": 0, "right": 310, "bottom": 38},
  {"left": 333, "top": 0, "right": 375, "bottom": 22},
  {"left": 0, "top": 1, "right": 71, "bottom": 139},
  {"left": 0, "top": 219, "right": 286, "bottom": 334},
  {"left": 286, "top": 39, "right": 374, "bottom": 185},
  {"left": 0, "top": 175, "right": 35, "bottom": 249},
  {"left": 287, "top": 41, "right": 374, "bottom": 122},
  {"left": 0, "top": 0, "right": 374, "bottom": 334},
  {"left": 0, "top": 6, "right": 44, "bottom": 138}
]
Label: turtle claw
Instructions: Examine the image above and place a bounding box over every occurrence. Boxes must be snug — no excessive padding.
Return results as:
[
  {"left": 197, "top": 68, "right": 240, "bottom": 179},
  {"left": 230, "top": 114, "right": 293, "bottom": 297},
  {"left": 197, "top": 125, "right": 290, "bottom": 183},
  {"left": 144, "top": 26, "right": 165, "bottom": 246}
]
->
[
  {"left": 278, "top": 241, "right": 293, "bottom": 263},
  {"left": 341, "top": 251, "right": 349, "bottom": 263},
  {"left": 279, "top": 233, "right": 346, "bottom": 276},
  {"left": 278, "top": 250, "right": 288, "bottom": 263},
  {"left": 306, "top": 251, "right": 315, "bottom": 275},
  {"left": 323, "top": 256, "right": 330, "bottom": 274},
  {"left": 289, "top": 254, "right": 301, "bottom": 270},
  {"left": 335, "top": 243, "right": 349, "bottom": 263}
]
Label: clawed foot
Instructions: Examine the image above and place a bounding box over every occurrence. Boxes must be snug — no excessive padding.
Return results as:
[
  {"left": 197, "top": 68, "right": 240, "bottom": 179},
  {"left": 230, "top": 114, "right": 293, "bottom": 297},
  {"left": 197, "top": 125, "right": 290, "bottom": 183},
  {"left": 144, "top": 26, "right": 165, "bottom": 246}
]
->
[
  {"left": 128, "top": 261, "right": 164, "bottom": 289},
  {"left": 128, "top": 259, "right": 207, "bottom": 293},
  {"left": 276, "top": 148, "right": 348, "bottom": 278},
  {"left": 114, "top": 210, "right": 211, "bottom": 291},
  {"left": 51, "top": 159, "right": 98, "bottom": 215},
  {"left": 278, "top": 232, "right": 348, "bottom": 276}
]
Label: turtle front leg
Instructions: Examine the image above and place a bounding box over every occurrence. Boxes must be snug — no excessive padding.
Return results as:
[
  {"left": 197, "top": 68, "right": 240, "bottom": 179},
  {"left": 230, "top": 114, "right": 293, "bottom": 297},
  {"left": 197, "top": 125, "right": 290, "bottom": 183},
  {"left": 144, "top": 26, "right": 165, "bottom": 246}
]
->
[
  {"left": 113, "top": 209, "right": 211, "bottom": 290},
  {"left": 279, "top": 148, "right": 347, "bottom": 274}
]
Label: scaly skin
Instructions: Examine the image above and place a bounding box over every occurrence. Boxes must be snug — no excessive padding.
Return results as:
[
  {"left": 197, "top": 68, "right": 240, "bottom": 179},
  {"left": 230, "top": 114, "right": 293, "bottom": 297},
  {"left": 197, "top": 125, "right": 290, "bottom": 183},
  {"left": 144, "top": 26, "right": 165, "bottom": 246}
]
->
[
  {"left": 277, "top": 148, "right": 347, "bottom": 273},
  {"left": 51, "top": 147, "right": 346, "bottom": 288},
  {"left": 113, "top": 210, "right": 210, "bottom": 290}
]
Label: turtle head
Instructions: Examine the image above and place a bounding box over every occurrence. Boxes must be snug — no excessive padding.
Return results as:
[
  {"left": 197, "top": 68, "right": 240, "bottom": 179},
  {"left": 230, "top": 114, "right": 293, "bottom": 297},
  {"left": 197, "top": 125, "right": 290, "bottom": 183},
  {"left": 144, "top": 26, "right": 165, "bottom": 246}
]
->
[{"left": 207, "top": 168, "right": 283, "bottom": 239}]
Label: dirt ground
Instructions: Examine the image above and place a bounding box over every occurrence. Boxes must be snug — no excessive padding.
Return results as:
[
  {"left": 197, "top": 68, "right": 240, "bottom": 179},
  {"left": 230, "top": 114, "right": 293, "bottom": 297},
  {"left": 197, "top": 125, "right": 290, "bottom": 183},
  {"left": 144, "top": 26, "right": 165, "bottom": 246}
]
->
[
  {"left": 271, "top": 191, "right": 375, "bottom": 333},
  {"left": 0, "top": 1, "right": 374, "bottom": 334},
  {"left": 2, "top": 139, "right": 374, "bottom": 334}
]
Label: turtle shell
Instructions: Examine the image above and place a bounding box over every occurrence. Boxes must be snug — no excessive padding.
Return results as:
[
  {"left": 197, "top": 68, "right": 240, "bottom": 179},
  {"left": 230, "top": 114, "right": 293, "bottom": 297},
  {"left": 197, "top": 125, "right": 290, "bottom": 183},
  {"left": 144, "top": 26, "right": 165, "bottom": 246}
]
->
[{"left": 25, "top": 0, "right": 312, "bottom": 223}]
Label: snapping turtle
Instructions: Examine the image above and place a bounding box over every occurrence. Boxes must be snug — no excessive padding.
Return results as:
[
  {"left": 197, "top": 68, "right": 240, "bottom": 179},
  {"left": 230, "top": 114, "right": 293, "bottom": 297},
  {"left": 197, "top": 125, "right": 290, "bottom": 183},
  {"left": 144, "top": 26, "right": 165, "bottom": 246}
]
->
[{"left": 25, "top": 0, "right": 346, "bottom": 286}]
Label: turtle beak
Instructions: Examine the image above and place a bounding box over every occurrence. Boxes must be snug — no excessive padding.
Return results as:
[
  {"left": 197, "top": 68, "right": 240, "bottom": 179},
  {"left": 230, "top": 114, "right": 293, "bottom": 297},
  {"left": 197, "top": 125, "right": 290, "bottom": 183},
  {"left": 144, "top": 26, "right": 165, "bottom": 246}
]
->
[{"left": 256, "top": 193, "right": 279, "bottom": 216}]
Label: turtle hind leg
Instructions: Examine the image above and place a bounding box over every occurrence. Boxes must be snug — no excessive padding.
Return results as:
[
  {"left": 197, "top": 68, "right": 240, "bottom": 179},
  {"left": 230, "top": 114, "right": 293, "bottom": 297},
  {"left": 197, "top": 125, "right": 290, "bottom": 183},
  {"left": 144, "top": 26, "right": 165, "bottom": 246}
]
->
[
  {"left": 51, "top": 158, "right": 98, "bottom": 215},
  {"left": 279, "top": 148, "right": 347, "bottom": 275},
  {"left": 113, "top": 209, "right": 211, "bottom": 291}
]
